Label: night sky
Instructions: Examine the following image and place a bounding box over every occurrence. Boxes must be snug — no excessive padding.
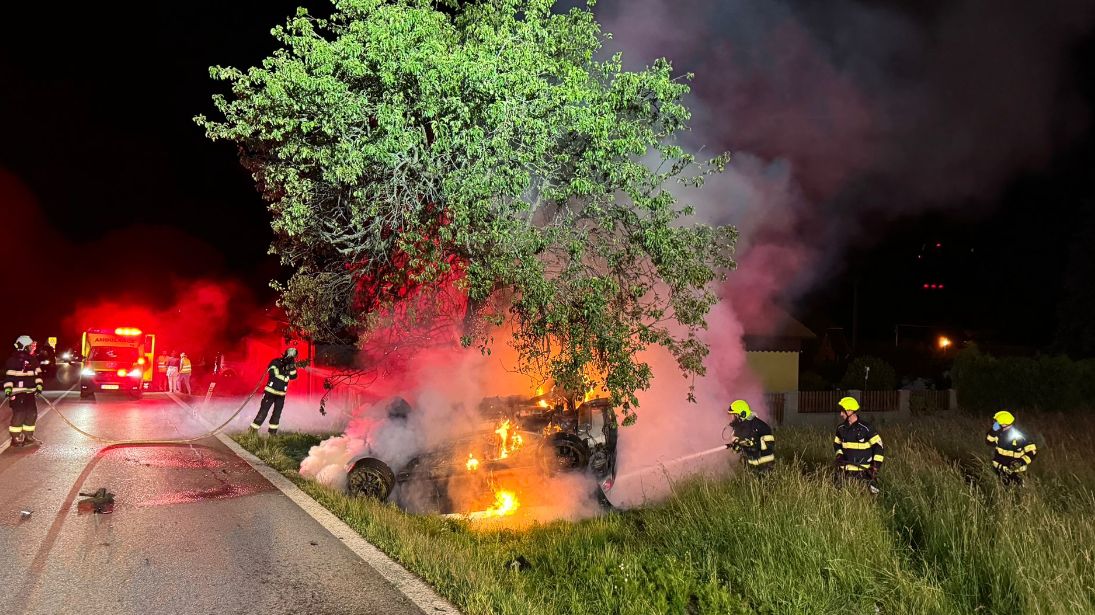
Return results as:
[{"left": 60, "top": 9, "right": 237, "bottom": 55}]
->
[{"left": 2, "top": 1, "right": 1093, "bottom": 357}]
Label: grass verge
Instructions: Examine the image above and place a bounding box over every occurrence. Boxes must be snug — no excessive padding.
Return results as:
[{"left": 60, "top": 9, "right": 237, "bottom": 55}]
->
[{"left": 235, "top": 413, "right": 1095, "bottom": 615}]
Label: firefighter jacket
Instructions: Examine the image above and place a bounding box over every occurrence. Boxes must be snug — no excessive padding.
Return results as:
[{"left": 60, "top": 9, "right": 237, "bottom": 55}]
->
[
  {"left": 263, "top": 357, "right": 298, "bottom": 396},
  {"left": 731, "top": 417, "right": 775, "bottom": 468},
  {"left": 834, "top": 419, "right": 884, "bottom": 473},
  {"left": 986, "top": 425, "right": 1037, "bottom": 474},
  {"left": 4, "top": 350, "right": 43, "bottom": 396}
]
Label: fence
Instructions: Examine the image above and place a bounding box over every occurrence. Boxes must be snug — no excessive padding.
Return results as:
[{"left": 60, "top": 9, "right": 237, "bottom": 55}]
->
[
  {"left": 764, "top": 392, "right": 785, "bottom": 425},
  {"left": 909, "top": 389, "right": 951, "bottom": 414},
  {"left": 798, "top": 391, "right": 843, "bottom": 413}
]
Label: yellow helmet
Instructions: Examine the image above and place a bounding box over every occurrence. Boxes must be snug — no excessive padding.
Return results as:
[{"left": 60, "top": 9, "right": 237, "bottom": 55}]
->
[
  {"left": 838, "top": 396, "right": 860, "bottom": 412},
  {"left": 728, "top": 399, "right": 752, "bottom": 419},
  {"left": 993, "top": 410, "right": 1015, "bottom": 426}
]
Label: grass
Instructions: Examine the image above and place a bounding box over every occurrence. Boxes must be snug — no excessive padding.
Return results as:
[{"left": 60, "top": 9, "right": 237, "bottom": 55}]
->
[{"left": 235, "top": 413, "right": 1095, "bottom": 615}]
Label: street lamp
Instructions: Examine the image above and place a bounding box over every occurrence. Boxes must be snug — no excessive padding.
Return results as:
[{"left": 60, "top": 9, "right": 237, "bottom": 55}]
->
[{"left": 938, "top": 336, "right": 952, "bottom": 350}]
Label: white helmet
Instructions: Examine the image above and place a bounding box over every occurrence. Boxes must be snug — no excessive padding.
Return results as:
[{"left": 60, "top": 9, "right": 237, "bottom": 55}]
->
[{"left": 14, "top": 335, "right": 33, "bottom": 350}]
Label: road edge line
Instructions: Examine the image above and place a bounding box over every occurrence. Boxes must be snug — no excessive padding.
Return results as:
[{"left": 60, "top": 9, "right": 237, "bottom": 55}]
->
[
  {"left": 166, "top": 392, "right": 460, "bottom": 615},
  {"left": 0, "top": 391, "right": 67, "bottom": 455}
]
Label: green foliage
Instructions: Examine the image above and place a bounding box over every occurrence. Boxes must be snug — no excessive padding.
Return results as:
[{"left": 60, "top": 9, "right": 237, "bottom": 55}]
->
[
  {"left": 238, "top": 414, "right": 1095, "bottom": 615},
  {"left": 196, "top": 0, "right": 736, "bottom": 417},
  {"left": 839, "top": 356, "right": 896, "bottom": 391},
  {"left": 798, "top": 370, "right": 833, "bottom": 391},
  {"left": 952, "top": 344, "right": 1095, "bottom": 413}
]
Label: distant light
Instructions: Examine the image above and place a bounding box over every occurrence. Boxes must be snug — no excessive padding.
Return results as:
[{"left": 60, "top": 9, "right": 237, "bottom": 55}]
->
[
  {"left": 936, "top": 243, "right": 942, "bottom": 248},
  {"left": 938, "top": 336, "right": 952, "bottom": 349},
  {"left": 923, "top": 284, "right": 930, "bottom": 289},
  {"left": 939, "top": 284, "right": 945, "bottom": 290}
]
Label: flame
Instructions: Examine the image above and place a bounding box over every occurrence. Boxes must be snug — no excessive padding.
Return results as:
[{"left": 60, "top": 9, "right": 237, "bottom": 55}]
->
[
  {"left": 465, "top": 453, "right": 480, "bottom": 472},
  {"left": 538, "top": 400, "right": 549, "bottom": 408},
  {"left": 536, "top": 387, "right": 544, "bottom": 396},
  {"left": 486, "top": 488, "right": 520, "bottom": 517},
  {"left": 494, "top": 419, "right": 523, "bottom": 459},
  {"left": 584, "top": 389, "right": 597, "bottom": 401}
]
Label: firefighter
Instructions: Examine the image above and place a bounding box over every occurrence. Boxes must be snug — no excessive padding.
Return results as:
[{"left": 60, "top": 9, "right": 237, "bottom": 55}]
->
[
  {"left": 725, "top": 399, "right": 775, "bottom": 473},
  {"left": 4, "top": 335, "right": 44, "bottom": 448},
  {"left": 833, "top": 396, "right": 884, "bottom": 492},
  {"left": 985, "top": 410, "right": 1037, "bottom": 486},
  {"left": 249, "top": 347, "right": 299, "bottom": 436}
]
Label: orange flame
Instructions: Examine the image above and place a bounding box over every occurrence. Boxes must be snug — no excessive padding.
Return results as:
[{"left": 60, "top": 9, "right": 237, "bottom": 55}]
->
[
  {"left": 538, "top": 400, "right": 549, "bottom": 408},
  {"left": 486, "top": 488, "right": 520, "bottom": 517},
  {"left": 494, "top": 419, "right": 523, "bottom": 459},
  {"left": 465, "top": 453, "right": 480, "bottom": 472}
]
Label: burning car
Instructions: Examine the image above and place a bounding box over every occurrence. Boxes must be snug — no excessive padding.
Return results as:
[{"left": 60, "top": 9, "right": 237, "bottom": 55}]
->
[{"left": 343, "top": 393, "right": 619, "bottom": 515}]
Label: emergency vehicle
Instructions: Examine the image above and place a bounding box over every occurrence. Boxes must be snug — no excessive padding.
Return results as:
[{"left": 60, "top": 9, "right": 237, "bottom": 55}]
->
[{"left": 79, "top": 327, "right": 156, "bottom": 399}]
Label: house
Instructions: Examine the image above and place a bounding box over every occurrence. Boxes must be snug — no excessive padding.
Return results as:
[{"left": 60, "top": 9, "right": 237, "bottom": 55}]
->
[{"left": 743, "top": 310, "right": 815, "bottom": 393}]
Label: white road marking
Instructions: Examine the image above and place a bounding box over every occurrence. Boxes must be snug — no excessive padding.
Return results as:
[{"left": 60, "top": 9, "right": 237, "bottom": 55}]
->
[
  {"left": 166, "top": 392, "right": 460, "bottom": 615},
  {"left": 0, "top": 391, "right": 70, "bottom": 455}
]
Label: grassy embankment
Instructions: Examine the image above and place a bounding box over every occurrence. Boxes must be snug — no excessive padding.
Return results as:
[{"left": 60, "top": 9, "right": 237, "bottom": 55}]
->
[{"left": 236, "top": 413, "right": 1095, "bottom": 615}]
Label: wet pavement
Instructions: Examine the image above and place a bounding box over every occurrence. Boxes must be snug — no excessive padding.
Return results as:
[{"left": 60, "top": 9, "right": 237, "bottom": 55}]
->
[{"left": 0, "top": 387, "right": 426, "bottom": 615}]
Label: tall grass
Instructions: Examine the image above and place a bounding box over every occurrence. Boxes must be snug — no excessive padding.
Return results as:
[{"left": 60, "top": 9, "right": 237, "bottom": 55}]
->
[{"left": 236, "top": 413, "right": 1095, "bottom": 614}]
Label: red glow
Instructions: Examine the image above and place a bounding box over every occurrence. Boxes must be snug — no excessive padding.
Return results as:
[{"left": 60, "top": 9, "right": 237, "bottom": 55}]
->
[
  {"left": 935, "top": 243, "right": 942, "bottom": 248},
  {"left": 939, "top": 284, "right": 945, "bottom": 289},
  {"left": 922, "top": 283, "right": 929, "bottom": 289}
]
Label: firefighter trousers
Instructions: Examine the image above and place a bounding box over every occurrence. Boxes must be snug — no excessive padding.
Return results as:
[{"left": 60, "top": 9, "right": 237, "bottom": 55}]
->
[
  {"left": 251, "top": 393, "right": 286, "bottom": 432},
  {"left": 9, "top": 394, "right": 38, "bottom": 434}
]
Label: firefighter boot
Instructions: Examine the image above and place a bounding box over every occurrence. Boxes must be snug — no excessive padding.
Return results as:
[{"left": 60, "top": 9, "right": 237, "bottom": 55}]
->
[
  {"left": 10, "top": 433, "right": 25, "bottom": 448},
  {"left": 267, "top": 428, "right": 279, "bottom": 438},
  {"left": 22, "top": 432, "right": 40, "bottom": 447}
]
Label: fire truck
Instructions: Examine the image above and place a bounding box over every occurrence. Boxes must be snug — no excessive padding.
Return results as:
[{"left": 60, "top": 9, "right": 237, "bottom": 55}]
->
[{"left": 79, "top": 327, "right": 156, "bottom": 399}]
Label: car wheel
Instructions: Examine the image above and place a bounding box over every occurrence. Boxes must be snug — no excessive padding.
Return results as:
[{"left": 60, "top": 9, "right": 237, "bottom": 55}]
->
[
  {"left": 347, "top": 457, "right": 396, "bottom": 501},
  {"left": 551, "top": 433, "right": 591, "bottom": 472}
]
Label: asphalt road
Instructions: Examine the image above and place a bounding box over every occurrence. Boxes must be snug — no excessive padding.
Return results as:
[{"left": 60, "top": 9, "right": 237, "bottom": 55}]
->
[{"left": 0, "top": 366, "right": 426, "bottom": 615}]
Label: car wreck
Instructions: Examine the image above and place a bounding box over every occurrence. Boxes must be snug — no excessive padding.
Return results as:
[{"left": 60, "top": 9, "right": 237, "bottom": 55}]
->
[{"left": 344, "top": 393, "right": 619, "bottom": 515}]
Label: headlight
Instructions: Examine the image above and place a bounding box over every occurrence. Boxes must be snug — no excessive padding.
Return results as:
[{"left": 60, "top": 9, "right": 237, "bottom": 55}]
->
[
  {"left": 62, "top": 352, "right": 72, "bottom": 360},
  {"left": 81, "top": 368, "right": 95, "bottom": 377}
]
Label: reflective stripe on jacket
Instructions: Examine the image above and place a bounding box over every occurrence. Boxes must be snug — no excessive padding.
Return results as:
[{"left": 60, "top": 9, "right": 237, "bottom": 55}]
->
[
  {"left": 834, "top": 419, "right": 884, "bottom": 472},
  {"left": 263, "top": 357, "right": 298, "bottom": 396},
  {"left": 986, "top": 425, "right": 1037, "bottom": 473}
]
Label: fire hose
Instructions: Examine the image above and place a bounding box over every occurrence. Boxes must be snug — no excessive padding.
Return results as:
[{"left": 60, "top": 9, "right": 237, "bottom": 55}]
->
[{"left": 3, "top": 377, "right": 267, "bottom": 445}]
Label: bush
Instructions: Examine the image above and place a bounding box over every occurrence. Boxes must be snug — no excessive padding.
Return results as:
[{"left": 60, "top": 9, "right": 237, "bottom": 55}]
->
[
  {"left": 952, "top": 345, "right": 1095, "bottom": 412},
  {"left": 798, "top": 371, "right": 833, "bottom": 391},
  {"left": 840, "top": 356, "right": 897, "bottom": 391}
]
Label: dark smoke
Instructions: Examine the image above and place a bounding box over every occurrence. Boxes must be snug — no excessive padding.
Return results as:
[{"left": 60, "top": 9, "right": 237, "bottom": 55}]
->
[{"left": 597, "top": 0, "right": 1095, "bottom": 316}]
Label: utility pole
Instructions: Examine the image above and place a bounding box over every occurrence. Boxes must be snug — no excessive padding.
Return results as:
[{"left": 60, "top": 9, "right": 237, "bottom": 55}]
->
[{"left": 852, "top": 276, "right": 860, "bottom": 353}]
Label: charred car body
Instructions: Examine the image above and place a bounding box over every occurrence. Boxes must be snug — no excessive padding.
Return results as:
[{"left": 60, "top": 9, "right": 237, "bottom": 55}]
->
[{"left": 345, "top": 394, "right": 619, "bottom": 513}]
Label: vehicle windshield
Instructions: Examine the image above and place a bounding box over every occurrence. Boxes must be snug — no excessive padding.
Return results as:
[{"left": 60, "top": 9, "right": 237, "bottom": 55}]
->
[{"left": 88, "top": 346, "right": 139, "bottom": 363}]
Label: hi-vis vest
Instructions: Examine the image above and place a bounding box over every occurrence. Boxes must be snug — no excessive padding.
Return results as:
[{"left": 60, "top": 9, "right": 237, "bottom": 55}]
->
[{"left": 180, "top": 357, "right": 193, "bottom": 374}]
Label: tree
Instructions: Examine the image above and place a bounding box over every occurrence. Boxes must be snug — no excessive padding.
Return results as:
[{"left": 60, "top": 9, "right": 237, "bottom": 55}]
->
[
  {"left": 196, "top": 0, "right": 736, "bottom": 422},
  {"left": 840, "top": 356, "right": 896, "bottom": 391}
]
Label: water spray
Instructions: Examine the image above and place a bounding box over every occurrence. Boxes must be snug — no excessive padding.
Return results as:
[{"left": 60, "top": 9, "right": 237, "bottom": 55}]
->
[{"left": 614, "top": 444, "right": 732, "bottom": 483}]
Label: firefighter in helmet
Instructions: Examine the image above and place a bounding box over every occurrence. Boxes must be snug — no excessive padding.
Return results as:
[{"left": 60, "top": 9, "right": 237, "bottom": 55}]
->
[
  {"left": 985, "top": 410, "right": 1037, "bottom": 486},
  {"left": 833, "top": 396, "right": 884, "bottom": 492},
  {"left": 725, "top": 399, "right": 775, "bottom": 473},
  {"left": 4, "top": 335, "right": 44, "bottom": 448},
  {"left": 249, "top": 347, "right": 299, "bottom": 436}
]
